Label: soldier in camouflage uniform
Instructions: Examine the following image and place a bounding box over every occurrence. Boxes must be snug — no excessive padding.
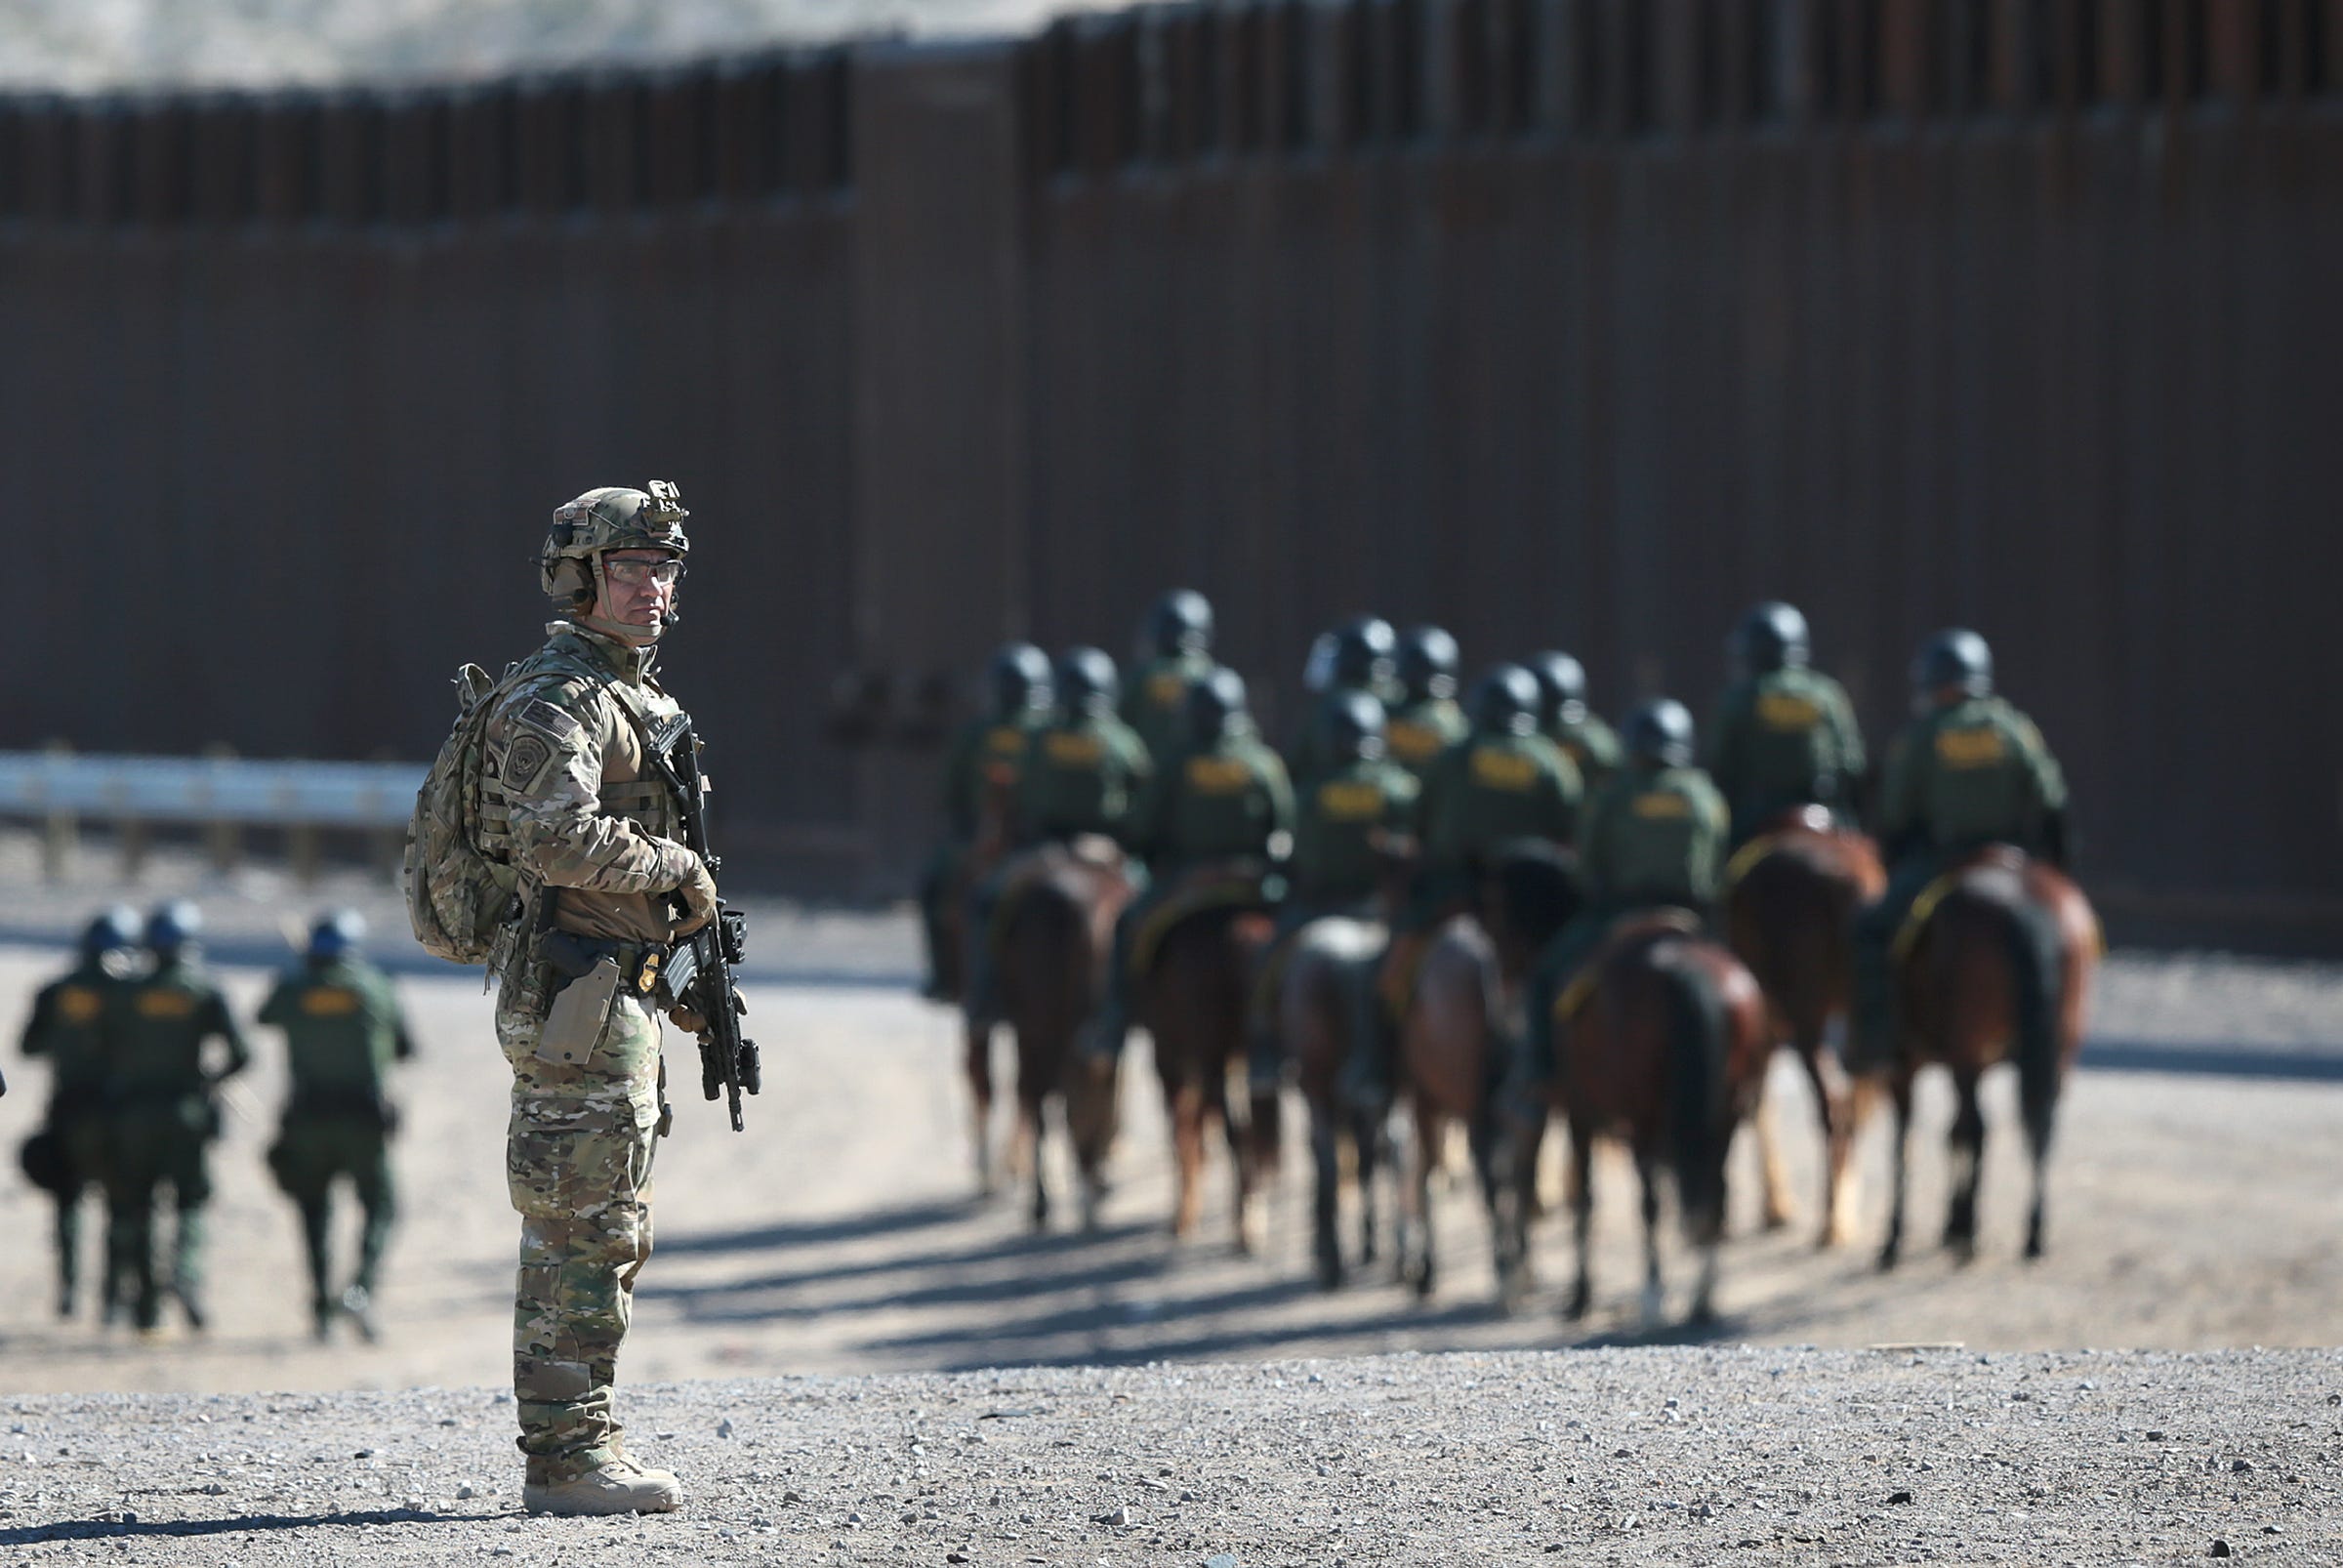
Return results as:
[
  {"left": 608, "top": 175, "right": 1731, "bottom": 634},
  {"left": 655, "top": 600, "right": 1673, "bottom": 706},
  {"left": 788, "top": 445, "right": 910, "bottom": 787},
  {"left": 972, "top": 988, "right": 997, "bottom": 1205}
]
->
[
  {"left": 1519, "top": 699, "right": 1730, "bottom": 1103},
  {"left": 18, "top": 906, "right": 141, "bottom": 1319},
  {"left": 1089, "top": 670, "right": 1294, "bottom": 1064},
  {"left": 1249, "top": 690, "right": 1418, "bottom": 1088},
  {"left": 1290, "top": 617, "right": 1399, "bottom": 787},
  {"left": 478, "top": 482, "right": 719, "bottom": 1515},
  {"left": 1848, "top": 630, "right": 2070, "bottom": 1073},
  {"left": 104, "top": 901, "right": 250, "bottom": 1334},
  {"left": 961, "top": 647, "right": 1154, "bottom": 1022},
  {"left": 1705, "top": 601, "right": 1868, "bottom": 845},
  {"left": 916, "top": 643, "right": 1053, "bottom": 1002},
  {"left": 259, "top": 910, "right": 415, "bottom": 1342},
  {"left": 1120, "top": 589, "right": 1222, "bottom": 764},
  {"left": 1526, "top": 650, "right": 1624, "bottom": 793},
  {"left": 1384, "top": 625, "right": 1469, "bottom": 779}
]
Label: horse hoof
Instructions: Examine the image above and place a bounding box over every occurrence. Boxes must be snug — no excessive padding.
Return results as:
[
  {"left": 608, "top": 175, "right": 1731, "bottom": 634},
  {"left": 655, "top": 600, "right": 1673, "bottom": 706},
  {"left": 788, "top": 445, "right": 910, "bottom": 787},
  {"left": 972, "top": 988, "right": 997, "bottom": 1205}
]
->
[
  {"left": 1563, "top": 1287, "right": 1591, "bottom": 1322},
  {"left": 1316, "top": 1255, "right": 1345, "bottom": 1293},
  {"left": 1876, "top": 1244, "right": 1902, "bottom": 1273},
  {"left": 2024, "top": 1237, "right": 2045, "bottom": 1262}
]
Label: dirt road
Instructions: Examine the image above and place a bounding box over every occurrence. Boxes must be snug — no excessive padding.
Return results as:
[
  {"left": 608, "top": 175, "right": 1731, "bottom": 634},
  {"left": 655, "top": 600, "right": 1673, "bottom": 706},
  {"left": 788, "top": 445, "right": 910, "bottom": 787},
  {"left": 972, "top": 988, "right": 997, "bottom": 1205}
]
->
[{"left": 1, "top": 901, "right": 2337, "bottom": 1398}]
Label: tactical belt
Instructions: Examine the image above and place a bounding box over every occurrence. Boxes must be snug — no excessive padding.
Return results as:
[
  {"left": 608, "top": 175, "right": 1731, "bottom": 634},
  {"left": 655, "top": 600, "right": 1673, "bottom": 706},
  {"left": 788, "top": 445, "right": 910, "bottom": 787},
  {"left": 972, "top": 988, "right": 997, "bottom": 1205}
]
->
[{"left": 541, "top": 928, "right": 671, "bottom": 1004}]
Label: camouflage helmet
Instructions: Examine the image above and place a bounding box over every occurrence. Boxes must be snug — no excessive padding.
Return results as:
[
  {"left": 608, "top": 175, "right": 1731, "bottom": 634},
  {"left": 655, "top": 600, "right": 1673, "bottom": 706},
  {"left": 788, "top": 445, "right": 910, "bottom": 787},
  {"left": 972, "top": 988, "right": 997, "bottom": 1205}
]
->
[{"left": 541, "top": 480, "right": 691, "bottom": 637}]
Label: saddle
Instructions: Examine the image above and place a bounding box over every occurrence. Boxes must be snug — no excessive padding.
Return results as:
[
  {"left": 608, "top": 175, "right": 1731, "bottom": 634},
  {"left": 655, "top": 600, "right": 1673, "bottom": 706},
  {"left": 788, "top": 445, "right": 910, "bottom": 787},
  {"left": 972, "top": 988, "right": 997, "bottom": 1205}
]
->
[
  {"left": 1891, "top": 846, "right": 2031, "bottom": 966},
  {"left": 1130, "top": 862, "right": 1275, "bottom": 979},
  {"left": 1718, "top": 805, "right": 1844, "bottom": 898},
  {"left": 988, "top": 838, "right": 1130, "bottom": 953},
  {"left": 1550, "top": 907, "right": 1706, "bottom": 1027}
]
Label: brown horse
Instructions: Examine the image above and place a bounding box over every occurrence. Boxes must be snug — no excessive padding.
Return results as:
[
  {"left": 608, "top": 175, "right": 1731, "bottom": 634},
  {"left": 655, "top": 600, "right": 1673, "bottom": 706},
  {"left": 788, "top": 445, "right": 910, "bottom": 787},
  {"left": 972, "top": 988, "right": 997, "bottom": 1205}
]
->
[
  {"left": 993, "top": 845, "right": 1133, "bottom": 1230},
  {"left": 1875, "top": 849, "right": 2099, "bottom": 1268},
  {"left": 1721, "top": 806, "right": 1887, "bottom": 1246},
  {"left": 1271, "top": 915, "right": 1389, "bottom": 1289},
  {"left": 952, "top": 771, "right": 1020, "bottom": 1193},
  {"left": 1137, "top": 900, "right": 1278, "bottom": 1250},
  {"left": 1389, "top": 913, "right": 1514, "bottom": 1302},
  {"left": 1526, "top": 918, "right": 1771, "bottom": 1326}
]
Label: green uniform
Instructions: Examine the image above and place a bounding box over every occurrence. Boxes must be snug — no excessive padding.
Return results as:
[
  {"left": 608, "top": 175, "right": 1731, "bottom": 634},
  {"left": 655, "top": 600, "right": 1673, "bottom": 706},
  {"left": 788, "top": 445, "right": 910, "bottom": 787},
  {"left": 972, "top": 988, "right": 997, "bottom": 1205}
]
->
[
  {"left": 1706, "top": 667, "right": 1867, "bottom": 844},
  {"left": 1850, "top": 694, "right": 2069, "bottom": 1069},
  {"left": 1095, "top": 729, "right": 1295, "bottom": 1059},
  {"left": 1418, "top": 732, "right": 1583, "bottom": 875},
  {"left": 1119, "top": 649, "right": 1220, "bottom": 763},
  {"left": 103, "top": 957, "right": 251, "bottom": 1331},
  {"left": 1289, "top": 758, "right": 1419, "bottom": 908},
  {"left": 1291, "top": 682, "right": 1398, "bottom": 787},
  {"left": 1384, "top": 697, "right": 1468, "bottom": 780},
  {"left": 485, "top": 620, "right": 697, "bottom": 1479},
  {"left": 919, "top": 710, "right": 1050, "bottom": 998},
  {"left": 1524, "top": 762, "right": 1729, "bottom": 1092},
  {"left": 21, "top": 958, "right": 128, "bottom": 1315},
  {"left": 1015, "top": 712, "right": 1153, "bottom": 846},
  {"left": 1549, "top": 713, "right": 1624, "bottom": 794},
  {"left": 260, "top": 955, "right": 415, "bottom": 1330}
]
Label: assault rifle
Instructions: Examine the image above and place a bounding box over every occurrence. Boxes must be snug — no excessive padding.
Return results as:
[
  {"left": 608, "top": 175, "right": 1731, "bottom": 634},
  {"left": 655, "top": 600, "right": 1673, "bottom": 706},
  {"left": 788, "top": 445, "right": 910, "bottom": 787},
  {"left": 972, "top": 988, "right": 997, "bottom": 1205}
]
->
[{"left": 642, "top": 712, "right": 761, "bottom": 1131}]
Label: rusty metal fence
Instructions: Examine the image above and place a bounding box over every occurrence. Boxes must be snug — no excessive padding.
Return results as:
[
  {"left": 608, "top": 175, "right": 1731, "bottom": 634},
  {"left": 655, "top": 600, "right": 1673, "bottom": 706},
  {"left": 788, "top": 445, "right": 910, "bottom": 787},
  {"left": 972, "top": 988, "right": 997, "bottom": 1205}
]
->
[{"left": 0, "top": 2, "right": 2336, "bottom": 947}]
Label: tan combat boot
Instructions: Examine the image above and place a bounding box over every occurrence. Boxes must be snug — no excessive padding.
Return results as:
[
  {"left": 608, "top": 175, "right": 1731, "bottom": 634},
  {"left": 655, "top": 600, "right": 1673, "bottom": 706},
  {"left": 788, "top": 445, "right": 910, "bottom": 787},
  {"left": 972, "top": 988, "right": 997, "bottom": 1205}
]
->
[{"left": 522, "top": 1451, "right": 682, "bottom": 1516}]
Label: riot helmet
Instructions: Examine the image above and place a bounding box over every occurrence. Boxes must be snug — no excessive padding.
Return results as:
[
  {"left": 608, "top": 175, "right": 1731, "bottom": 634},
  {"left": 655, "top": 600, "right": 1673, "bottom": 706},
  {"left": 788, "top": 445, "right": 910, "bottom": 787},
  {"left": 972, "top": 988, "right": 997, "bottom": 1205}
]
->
[
  {"left": 1330, "top": 616, "right": 1398, "bottom": 691},
  {"left": 1185, "top": 667, "right": 1250, "bottom": 745},
  {"left": 1469, "top": 664, "right": 1541, "bottom": 737},
  {"left": 1055, "top": 645, "right": 1120, "bottom": 716},
  {"left": 1526, "top": 650, "right": 1588, "bottom": 730},
  {"left": 541, "top": 481, "right": 691, "bottom": 643},
  {"left": 145, "top": 900, "right": 203, "bottom": 961},
  {"left": 1912, "top": 628, "right": 1994, "bottom": 699},
  {"left": 1396, "top": 625, "right": 1460, "bottom": 703},
  {"left": 1319, "top": 689, "right": 1389, "bottom": 763},
  {"left": 1624, "top": 699, "right": 1697, "bottom": 768},
  {"left": 81, "top": 905, "right": 141, "bottom": 964},
  {"left": 308, "top": 909, "right": 368, "bottom": 963},
  {"left": 1734, "top": 601, "right": 1812, "bottom": 675},
  {"left": 1144, "top": 590, "right": 1215, "bottom": 659},
  {"left": 987, "top": 641, "right": 1054, "bottom": 718}
]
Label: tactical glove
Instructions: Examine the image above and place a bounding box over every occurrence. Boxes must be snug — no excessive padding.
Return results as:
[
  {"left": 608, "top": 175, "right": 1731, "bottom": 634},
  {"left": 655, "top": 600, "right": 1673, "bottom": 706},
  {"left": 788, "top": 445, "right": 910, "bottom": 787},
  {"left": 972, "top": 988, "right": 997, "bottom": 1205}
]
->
[{"left": 672, "top": 859, "right": 719, "bottom": 937}]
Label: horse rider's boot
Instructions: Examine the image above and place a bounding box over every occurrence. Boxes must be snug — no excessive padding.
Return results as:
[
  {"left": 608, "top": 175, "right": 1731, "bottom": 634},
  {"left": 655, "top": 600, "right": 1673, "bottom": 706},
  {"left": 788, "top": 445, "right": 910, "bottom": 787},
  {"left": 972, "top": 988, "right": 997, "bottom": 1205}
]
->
[{"left": 524, "top": 1453, "right": 682, "bottom": 1516}]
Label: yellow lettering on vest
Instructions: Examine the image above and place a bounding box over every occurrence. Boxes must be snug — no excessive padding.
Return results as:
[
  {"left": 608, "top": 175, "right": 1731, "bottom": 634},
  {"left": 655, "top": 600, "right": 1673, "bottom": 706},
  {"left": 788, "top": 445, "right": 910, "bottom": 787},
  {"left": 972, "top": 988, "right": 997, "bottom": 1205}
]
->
[
  {"left": 1316, "top": 780, "right": 1386, "bottom": 821},
  {"left": 1149, "top": 671, "right": 1186, "bottom": 708},
  {"left": 1934, "top": 725, "right": 2007, "bottom": 767},
  {"left": 1386, "top": 721, "right": 1440, "bottom": 763},
  {"left": 1185, "top": 756, "right": 1252, "bottom": 794},
  {"left": 1469, "top": 746, "right": 1537, "bottom": 792},
  {"left": 1757, "top": 690, "right": 1822, "bottom": 731},
  {"left": 301, "top": 987, "right": 362, "bottom": 1017},
  {"left": 1632, "top": 791, "right": 1693, "bottom": 819},
  {"left": 986, "top": 726, "right": 1028, "bottom": 757},
  {"left": 136, "top": 991, "right": 198, "bottom": 1019},
  {"left": 58, "top": 986, "right": 103, "bottom": 1025},
  {"left": 1045, "top": 730, "right": 1105, "bottom": 766}
]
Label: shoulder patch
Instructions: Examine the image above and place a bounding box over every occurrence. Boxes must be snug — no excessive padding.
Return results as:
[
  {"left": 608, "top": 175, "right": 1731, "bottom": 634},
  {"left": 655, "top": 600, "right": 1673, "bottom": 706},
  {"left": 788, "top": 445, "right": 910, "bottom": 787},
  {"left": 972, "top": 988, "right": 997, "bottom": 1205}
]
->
[
  {"left": 514, "top": 697, "right": 587, "bottom": 747},
  {"left": 503, "top": 733, "right": 555, "bottom": 792}
]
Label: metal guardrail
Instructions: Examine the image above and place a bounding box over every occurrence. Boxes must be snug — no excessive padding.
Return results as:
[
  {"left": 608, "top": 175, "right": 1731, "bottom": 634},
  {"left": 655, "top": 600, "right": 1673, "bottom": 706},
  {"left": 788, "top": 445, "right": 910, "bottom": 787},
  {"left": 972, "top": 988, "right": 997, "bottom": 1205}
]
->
[{"left": 0, "top": 752, "right": 423, "bottom": 828}]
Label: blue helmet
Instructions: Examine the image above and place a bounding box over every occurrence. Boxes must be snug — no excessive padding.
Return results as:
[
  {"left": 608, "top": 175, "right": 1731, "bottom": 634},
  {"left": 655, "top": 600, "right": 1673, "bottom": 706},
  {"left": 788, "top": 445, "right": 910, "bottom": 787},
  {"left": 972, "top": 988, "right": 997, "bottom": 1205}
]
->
[
  {"left": 81, "top": 905, "right": 142, "bottom": 964},
  {"left": 308, "top": 909, "right": 368, "bottom": 962},
  {"left": 145, "top": 900, "right": 203, "bottom": 958}
]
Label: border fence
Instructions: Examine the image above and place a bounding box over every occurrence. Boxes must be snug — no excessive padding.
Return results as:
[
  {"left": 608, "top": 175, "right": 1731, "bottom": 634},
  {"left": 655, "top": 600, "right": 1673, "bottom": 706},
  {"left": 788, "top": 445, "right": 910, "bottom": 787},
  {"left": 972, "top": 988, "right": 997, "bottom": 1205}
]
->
[{"left": 0, "top": 1, "right": 2336, "bottom": 948}]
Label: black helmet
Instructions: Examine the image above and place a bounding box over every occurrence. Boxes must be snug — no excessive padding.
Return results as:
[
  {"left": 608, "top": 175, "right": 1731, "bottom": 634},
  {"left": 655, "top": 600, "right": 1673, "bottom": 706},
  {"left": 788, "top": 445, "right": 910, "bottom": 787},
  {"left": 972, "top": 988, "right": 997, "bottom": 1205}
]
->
[
  {"left": 1318, "top": 688, "right": 1388, "bottom": 763},
  {"left": 1624, "top": 699, "right": 1696, "bottom": 767},
  {"left": 1396, "top": 625, "right": 1459, "bottom": 703},
  {"left": 308, "top": 909, "right": 368, "bottom": 962},
  {"left": 1330, "top": 615, "right": 1398, "bottom": 691},
  {"left": 145, "top": 900, "right": 203, "bottom": 959},
  {"left": 1525, "top": 650, "right": 1587, "bottom": 730},
  {"left": 987, "top": 641, "right": 1053, "bottom": 717},
  {"left": 1185, "top": 666, "right": 1250, "bottom": 744},
  {"left": 1055, "top": 645, "right": 1120, "bottom": 714},
  {"left": 81, "top": 905, "right": 141, "bottom": 963},
  {"left": 1734, "top": 600, "right": 1811, "bottom": 674},
  {"left": 1145, "top": 589, "right": 1215, "bottom": 659},
  {"left": 1468, "top": 664, "right": 1541, "bottom": 737},
  {"left": 1911, "top": 628, "right": 1994, "bottom": 697}
]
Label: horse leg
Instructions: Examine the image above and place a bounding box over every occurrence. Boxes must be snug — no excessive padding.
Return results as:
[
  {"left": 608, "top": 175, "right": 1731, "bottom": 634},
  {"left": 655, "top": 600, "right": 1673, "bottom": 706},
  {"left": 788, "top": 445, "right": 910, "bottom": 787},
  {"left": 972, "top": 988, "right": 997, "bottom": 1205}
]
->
[
  {"left": 1310, "top": 1099, "right": 1344, "bottom": 1290},
  {"left": 1025, "top": 1093, "right": 1051, "bottom": 1232},
  {"left": 1751, "top": 1058, "right": 1798, "bottom": 1233},
  {"left": 1876, "top": 1074, "right": 1915, "bottom": 1271},
  {"left": 1353, "top": 1104, "right": 1384, "bottom": 1267},
  {"left": 1068, "top": 1052, "right": 1117, "bottom": 1234},
  {"left": 1685, "top": 1137, "right": 1730, "bottom": 1326},
  {"left": 1942, "top": 1071, "right": 1986, "bottom": 1262},
  {"left": 1807, "top": 1043, "right": 1861, "bottom": 1249},
  {"left": 1634, "top": 1147, "right": 1665, "bottom": 1327},
  {"left": 1168, "top": 1081, "right": 1206, "bottom": 1241},
  {"left": 1410, "top": 1109, "right": 1440, "bottom": 1300},
  {"left": 2022, "top": 1065, "right": 2061, "bottom": 1261},
  {"left": 1225, "top": 1075, "right": 1265, "bottom": 1259},
  {"left": 1563, "top": 1123, "right": 1595, "bottom": 1321},
  {"left": 966, "top": 1018, "right": 998, "bottom": 1196}
]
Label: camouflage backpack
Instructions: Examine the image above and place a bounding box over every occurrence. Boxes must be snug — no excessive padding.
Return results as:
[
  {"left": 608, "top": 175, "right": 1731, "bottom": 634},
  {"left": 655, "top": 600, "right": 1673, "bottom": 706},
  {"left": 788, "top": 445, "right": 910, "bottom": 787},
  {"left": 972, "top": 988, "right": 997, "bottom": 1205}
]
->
[{"left": 403, "top": 663, "right": 526, "bottom": 966}]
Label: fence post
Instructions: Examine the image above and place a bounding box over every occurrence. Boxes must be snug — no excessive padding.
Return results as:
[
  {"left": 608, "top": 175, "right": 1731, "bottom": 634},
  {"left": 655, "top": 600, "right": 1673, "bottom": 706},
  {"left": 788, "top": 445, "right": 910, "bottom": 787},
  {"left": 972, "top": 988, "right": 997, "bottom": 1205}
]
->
[
  {"left": 203, "top": 743, "right": 241, "bottom": 875},
  {"left": 40, "top": 739, "right": 74, "bottom": 885}
]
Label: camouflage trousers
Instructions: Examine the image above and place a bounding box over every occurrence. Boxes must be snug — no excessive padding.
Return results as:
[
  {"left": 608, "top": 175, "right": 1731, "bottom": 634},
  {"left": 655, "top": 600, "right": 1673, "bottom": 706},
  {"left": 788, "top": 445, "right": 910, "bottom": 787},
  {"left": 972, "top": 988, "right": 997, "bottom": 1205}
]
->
[{"left": 495, "top": 982, "right": 666, "bottom": 1476}]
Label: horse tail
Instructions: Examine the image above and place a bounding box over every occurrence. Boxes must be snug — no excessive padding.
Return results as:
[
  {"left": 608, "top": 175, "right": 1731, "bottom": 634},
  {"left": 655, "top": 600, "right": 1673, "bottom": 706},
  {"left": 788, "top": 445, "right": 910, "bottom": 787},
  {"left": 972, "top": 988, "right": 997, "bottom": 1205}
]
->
[
  {"left": 1999, "top": 883, "right": 2067, "bottom": 1152},
  {"left": 1656, "top": 945, "right": 1732, "bottom": 1225}
]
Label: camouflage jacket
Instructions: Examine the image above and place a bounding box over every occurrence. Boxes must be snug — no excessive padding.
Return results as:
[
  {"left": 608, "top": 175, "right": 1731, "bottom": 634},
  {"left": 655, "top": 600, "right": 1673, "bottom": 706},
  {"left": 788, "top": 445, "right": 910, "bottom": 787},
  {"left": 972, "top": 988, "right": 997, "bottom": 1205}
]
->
[{"left": 483, "top": 623, "right": 698, "bottom": 966}]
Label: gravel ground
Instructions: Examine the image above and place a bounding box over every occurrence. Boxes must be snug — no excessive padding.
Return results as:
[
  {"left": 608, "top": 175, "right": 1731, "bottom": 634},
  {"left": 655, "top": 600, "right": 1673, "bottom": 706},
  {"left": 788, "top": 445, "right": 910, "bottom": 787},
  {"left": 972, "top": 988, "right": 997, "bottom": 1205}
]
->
[{"left": 1, "top": 1348, "right": 2338, "bottom": 1565}]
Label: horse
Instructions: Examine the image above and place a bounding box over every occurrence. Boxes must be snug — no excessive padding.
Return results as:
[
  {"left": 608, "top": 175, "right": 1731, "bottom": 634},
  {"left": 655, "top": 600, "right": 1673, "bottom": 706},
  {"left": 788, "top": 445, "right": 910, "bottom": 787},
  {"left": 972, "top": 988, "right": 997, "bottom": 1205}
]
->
[
  {"left": 1525, "top": 916, "right": 1770, "bottom": 1327},
  {"left": 1720, "top": 806, "right": 1887, "bottom": 1246},
  {"left": 1383, "top": 846, "right": 1581, "bottom": 1307},
  {"left": 1270, "top": 915, "right": 1389, "bottom": 1289},
  {"left": 1136, "top": 895, "right": 1278, "bottom": 1251},
  {"left": 992, "top": 843, "right": 1134, "bottom": 1230},
  {"left": 1875, "top": 848, "right": 2100, "bottom": 1269},
  {"left": 952, "top": 771, "right": 1020, "bottom": 1195}
]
